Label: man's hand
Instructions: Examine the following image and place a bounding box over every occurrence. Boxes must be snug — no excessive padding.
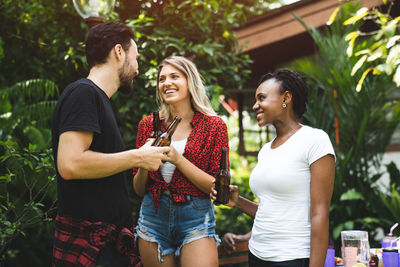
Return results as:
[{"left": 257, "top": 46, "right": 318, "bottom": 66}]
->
[{"left": 136, "top": 141, "right": 170, "bottom": 171}]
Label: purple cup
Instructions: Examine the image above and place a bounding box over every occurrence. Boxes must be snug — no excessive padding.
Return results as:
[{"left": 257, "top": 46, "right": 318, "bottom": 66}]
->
[
  {"left": 324, "top": 248, "right": 335, "bottom": 267},
  {"left": 382, "top": 249, "right": 399, "bottom": 267}
]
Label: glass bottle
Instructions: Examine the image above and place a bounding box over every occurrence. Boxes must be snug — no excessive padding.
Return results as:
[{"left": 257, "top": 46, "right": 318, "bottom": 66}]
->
[
  {"left": 152, "top": 116, "right": 182, "bottom": 147},
  {"left": 214, "top": 147, "right": 230, "bottom": 205},
  {"left": 150, "top": 111, "right": 162, "bottom": 139}
]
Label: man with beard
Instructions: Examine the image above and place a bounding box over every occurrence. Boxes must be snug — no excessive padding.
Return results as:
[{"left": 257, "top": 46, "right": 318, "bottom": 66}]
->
[{"left": 51, "top": 22, "right": 169, "bottom": 267}]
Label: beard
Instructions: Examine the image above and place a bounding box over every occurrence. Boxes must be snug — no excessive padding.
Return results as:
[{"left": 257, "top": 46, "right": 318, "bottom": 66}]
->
[
  {"left": 118, "top": 59, "right": 137, "bottom": 94},
  {"left": 119, "top": 74, "right": 134, "bottom": 94}
]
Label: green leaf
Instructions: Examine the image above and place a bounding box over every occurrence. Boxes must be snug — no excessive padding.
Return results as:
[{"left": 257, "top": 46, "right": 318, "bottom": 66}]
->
[
  {"left": 340, "top": 189, "right": 365, "bottom": 201},
  {"left": 344, "top": 221, "right": 355, "bottom": 230},
  {"left": 327, "top": 7, "right": 340, "bottom": 26},
  {"left": 345, "top": 32, "right": 359, "bottom": 57},
  {"left": 386, "top": 36, "right": 400, "bottom": 49},
  {"left": 354, "top": 49, "right": 371, "bottom": 56},
  {"left": 343, "top": 8, "right": 369, "bottom": 25},
  {"left": 367, "top": 47, "right": 384, "bottom": 62},
  {"left": 351, "top": 55, "right": 367, "bottom": 76},
  {"left": 345, "top": 31, "right": 359, "bottom": 41},
  {"left": 393, "top": 65, "right": 400, "bottom": 86}
]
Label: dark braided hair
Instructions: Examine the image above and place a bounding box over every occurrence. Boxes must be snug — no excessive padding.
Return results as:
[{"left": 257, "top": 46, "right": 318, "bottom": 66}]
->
[
  {"left": 257, "top": 68, "right": 309, "bottom": 118},
  {"left": 85, "top": 22, "right": 134, "bottom": 69}
]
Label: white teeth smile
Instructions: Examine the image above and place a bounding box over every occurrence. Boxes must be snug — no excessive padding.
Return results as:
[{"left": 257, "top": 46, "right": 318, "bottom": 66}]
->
[{"left": 165, "top": 89, "right": 177, "bottom": 94}]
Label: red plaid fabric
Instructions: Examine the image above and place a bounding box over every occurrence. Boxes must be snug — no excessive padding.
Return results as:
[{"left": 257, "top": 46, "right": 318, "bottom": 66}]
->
[
  {"left": 133, "top": 112, "right": 229, "bottom": 210},
  {"left": 52, "top": 215, "right": 141, "bottom": 267}
]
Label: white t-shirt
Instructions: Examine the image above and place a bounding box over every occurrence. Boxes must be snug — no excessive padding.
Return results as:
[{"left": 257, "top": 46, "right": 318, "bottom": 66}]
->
[
  {"left": 160, "top": 138, "right": 187, "bottom": 183},
  {"left": 248, "top": 125, "right": 335, "bottom": 262}
]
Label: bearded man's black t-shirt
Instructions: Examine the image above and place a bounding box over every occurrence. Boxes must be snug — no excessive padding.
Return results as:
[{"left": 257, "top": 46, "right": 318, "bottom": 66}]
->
[{"left": 51, "top": 78, "right": 132, "bottom": 227}]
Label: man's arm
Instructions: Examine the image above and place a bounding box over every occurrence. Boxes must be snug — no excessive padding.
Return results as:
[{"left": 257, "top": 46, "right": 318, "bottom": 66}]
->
[{"left": 57, "top": 131, "right": 170, "bottom": 180}]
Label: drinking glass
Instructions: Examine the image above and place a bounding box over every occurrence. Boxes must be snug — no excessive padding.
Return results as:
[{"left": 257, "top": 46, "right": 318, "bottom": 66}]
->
[{"left": 341, "top": 230, "right": 370, "bottom": 267}]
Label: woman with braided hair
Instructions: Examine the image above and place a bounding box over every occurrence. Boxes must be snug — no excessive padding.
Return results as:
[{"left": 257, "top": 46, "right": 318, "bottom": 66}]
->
[{"left": 212, "top": 69, "right": 335, "bottom": 267}]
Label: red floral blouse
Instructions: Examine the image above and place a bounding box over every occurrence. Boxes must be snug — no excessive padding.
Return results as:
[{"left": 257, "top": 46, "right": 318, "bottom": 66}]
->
[{"left": 133, "top": 111, "right": 229, "bottom": 210}]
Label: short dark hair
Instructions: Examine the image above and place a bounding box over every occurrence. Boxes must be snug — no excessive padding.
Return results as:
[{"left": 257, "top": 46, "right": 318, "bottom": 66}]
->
[
  {"left": 257, "top": 68, "right": 309, "bottom": 118},
  {"left": 85, "top": 22, "right": 135, "bottom": 68}
]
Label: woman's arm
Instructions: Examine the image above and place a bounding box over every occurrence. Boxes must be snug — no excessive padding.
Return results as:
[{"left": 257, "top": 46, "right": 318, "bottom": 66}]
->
[
  {"left": 309, "top": 154, "right": 335, "bottom": 267},
  {"left": 211, "top": 185, "right": 258, "bottom": 218},
  {"left": 222, "top": 231, "right": 252, "bottom": 252},
  {"left": 235, "top": 195, "right": 258, "bottom": 218},
  {"left": 133, "top": 162, "right": 150, "bottom": 197},
  {"left": 228, "top": 185, "right": 258, "bottom": 218}
]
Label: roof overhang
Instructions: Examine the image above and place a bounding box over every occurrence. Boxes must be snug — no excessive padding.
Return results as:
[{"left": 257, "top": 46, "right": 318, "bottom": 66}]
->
[{"left": 235, "top": 0, "right": 383, "bottom": 54}]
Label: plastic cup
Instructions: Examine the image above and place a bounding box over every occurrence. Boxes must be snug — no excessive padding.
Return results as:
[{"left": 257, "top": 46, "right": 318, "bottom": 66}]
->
[
  {"left": 324, "top": 248, "right": 335, "bottom": 267},
  {"left": 341, "top": 230, "right": 370, "bottom": 267},
  {"left": 382, "top": 249, "right": 399, "bottom": 267}
]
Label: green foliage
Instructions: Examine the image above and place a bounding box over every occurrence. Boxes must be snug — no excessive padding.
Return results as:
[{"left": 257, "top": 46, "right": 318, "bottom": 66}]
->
[
  {"left": 376, "top": 162, "right": 400, "bottom": 224},
  {"left": 0, "top": 140, "right": 56, "bottom": 263},
  {"left": 291, "top": 1, "right": 400, "bottom": 248},
  {"left": 0, "top": 78, "right": 58, "bottom": 263},
  {"left": 0, "top": 79, "right": 58, "bottom": 147},
  {"left": 0, "top": 0, "right": 87, "bottom": 88},
  {"left": 340, "top": 1, "right": 400, "bottom": 90}
]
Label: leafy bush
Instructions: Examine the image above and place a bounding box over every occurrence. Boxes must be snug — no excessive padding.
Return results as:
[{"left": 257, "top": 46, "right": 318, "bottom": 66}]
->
[{"left": 0, "top": 141, "right": 56, "bottom": 264}]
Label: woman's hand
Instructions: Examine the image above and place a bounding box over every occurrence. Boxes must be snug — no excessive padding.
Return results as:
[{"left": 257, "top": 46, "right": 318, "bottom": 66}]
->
[
  {"left": 221, "top": 232, "right": 251, "bottom": 253},
  {"left": 210, "top": 184, "right": 239, "bottom": 207},
  {"left": 164, "top": 145, "right": 181, "bottom": 165}
]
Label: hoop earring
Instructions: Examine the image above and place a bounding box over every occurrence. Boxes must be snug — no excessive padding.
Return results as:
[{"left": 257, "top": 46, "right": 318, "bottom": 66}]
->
[{"left": 282, "top": 103, "right": 287, "bottom": 108}]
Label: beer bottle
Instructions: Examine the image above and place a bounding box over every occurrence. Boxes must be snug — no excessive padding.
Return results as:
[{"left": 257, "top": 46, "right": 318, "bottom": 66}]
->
[
  {"left": 152, "top": 116, "right": 182, "bottom": 147},
  {"left": 150, "top": 111, "right": 162, "bottom": 139},
  {"left": 214, "top": 147, "right": 230, "bottom": 205}
]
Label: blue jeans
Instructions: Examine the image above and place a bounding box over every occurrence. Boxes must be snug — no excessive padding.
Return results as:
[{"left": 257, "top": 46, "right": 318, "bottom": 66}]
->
[
  {"left": 249, "top": 251, "right": 310, "bottom": 267},
  {"left": 135, "top": 192, "right": 220, "bottom": 262}
]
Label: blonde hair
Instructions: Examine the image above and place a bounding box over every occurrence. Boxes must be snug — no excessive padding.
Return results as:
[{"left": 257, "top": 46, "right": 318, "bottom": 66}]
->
[{"left": 156, "top": 56, "right": 216, "bottom": 120}]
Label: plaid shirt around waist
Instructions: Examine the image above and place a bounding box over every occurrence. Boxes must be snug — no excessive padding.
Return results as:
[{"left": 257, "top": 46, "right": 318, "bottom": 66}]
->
[{"left": 52, "top": 214, "right": 141, "bottom": 267}]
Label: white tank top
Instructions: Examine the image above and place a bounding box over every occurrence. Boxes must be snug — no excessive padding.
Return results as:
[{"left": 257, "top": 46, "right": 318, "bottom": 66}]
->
[{"left": 160, "top": 138, "right": 187, "bottom": 183}]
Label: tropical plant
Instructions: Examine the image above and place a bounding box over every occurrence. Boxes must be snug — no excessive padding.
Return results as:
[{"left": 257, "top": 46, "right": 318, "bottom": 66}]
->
[
  {"left": 341, "top": 0, "right": 400, "bottom": 91},
  {"left": 0, "top": 79, "right": 58, "bottom": 264},
  {"left": 0, "top": 141, "right": 56, "bottom": 263},
  {"left": 290, "top": 1, "right": 400, "bottom": 248},
  {"left": 377, "top": 162, "right": 400, "bottom": 225}
]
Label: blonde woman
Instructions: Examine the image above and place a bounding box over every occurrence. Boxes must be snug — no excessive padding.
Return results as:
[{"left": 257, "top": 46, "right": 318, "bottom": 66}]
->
[{"left": 133, "top": 56, "right": 228, "bottom": 267}]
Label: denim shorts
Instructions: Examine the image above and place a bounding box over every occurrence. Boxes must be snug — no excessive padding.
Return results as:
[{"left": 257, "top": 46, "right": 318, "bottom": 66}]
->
[{"left": 135, "top": 192, "right": 220, "bottom": 262}]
